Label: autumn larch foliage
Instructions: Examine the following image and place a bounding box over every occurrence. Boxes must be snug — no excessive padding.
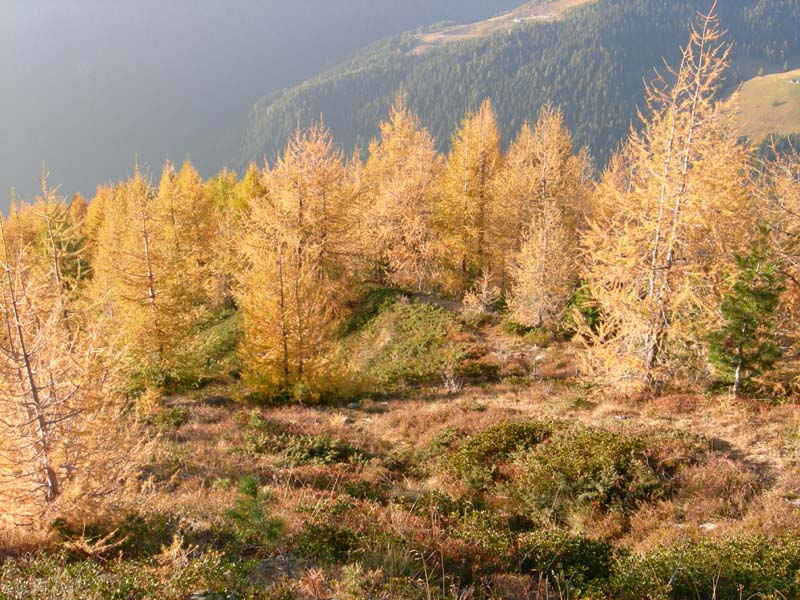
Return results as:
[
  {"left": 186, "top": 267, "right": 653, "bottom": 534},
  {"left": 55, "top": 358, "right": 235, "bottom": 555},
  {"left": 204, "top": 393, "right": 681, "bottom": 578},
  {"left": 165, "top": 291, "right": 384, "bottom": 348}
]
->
[
  {"left": 360, "top": 93, "right": 441, "bottom": 292},
  {"left": 435, "top": 99, "right": 504, "bottom": 294},
  {"left": 500, "top": 104, "right": 589, "bottom": 329},
  {"left": 237, "top": 123, "right": 354, "bottom": 398},
  {"left": 579, "top": 6, "right": 755, "bottom": 391},
  {"left": 0, "top": 188, "right": 140, "bottom": 529},
  {"left": 91, "top": 165, "right": 218, "bottom": 388}
]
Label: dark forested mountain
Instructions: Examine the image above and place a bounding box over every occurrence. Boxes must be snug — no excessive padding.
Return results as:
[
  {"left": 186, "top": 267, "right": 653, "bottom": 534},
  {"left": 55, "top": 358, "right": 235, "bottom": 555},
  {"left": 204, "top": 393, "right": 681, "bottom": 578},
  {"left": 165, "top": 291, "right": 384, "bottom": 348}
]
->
[
  {"left": 241, "top": 0, "right": 800, "bottom": 167},
  {"left": 0, "top": 0, "right": 520, "bottom": 204}
]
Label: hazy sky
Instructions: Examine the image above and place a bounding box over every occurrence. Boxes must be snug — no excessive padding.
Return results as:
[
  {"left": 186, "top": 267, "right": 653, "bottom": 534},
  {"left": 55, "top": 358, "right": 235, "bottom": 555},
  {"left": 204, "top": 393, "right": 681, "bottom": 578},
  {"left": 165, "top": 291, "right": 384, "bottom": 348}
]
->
[{"left": 0, "top": 0, "right": 517, "bottom": 206}]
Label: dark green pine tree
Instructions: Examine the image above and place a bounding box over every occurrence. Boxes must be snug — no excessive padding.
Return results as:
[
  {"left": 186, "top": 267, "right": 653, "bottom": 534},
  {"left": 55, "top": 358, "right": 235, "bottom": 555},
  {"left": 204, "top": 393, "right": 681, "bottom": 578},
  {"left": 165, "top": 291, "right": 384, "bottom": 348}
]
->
[{"left": 708, "top": 230, "right": 785, "bottom": 397}]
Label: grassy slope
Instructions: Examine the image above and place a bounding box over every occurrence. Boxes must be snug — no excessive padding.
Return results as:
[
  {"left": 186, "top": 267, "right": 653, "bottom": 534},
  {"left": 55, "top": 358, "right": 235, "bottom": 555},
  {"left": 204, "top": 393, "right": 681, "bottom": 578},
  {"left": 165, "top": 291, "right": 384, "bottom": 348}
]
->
[
  {"left": 411, "top": 0, "right": 596, "bottom": 55},
  {"left": 6, "top": 298, "right": 800, "bottom": 597},
  {"left": 729, "top": 68, "right": 800, "bottom": 141}
]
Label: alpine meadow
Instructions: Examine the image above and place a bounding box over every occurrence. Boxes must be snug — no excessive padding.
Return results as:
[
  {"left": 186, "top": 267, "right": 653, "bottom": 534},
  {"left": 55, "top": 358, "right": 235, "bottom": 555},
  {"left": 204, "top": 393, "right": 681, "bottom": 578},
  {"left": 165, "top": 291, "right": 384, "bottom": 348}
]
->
[{"left": 4, "top": 2, "right": 800, "bottom": 599}]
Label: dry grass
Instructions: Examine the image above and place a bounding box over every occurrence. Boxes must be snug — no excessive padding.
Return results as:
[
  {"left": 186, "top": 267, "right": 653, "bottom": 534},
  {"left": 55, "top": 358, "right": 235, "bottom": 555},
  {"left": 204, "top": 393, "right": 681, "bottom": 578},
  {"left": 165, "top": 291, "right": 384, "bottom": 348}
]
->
[
  {"left": 411, "top": 0, "right": 596, "bottom": 55},
  {"left": 728, "top": 68, "right": 800, "bottom": 141},
  {"left": 125, "top": 370, "right": 800, "bottom": 563}
]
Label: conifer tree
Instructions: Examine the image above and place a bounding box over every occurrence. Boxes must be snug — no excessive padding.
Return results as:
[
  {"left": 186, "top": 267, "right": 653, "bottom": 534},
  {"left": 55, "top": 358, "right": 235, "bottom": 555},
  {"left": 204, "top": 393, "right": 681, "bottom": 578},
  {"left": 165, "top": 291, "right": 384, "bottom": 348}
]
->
[
  {"left": 83, "top": 185, "right": 113, "bottom": 264},
  {"left": 361, "top": 93, "right": 441, "bottom": 291},
  {"left": 435, "top": 99, "right": 503, "bottom": 293},
  {"left": 497, "top": 105, "right": 584, "bottom": 250},
  {"left": 237, "top": 124, "right": 351, "bottom": 397},
  {"left": 500, "top": 105, "right": 587, "bottom": 327},
  {"left": 239, "top": 162, "right": 269, "bottom": 203},
  {"left": 708, "top": 229, "right": 784, "bottom": 397},
  {"left": 208, "top": 168, "right": 247, "bottom": 308},
  {"left": 91, "top": 171, "right": 179, "bottom": 386},
  {"left": 509, "top": 200, "right": 577, "bottom": 329},
  {"left": 0, "top": 205, "right": 138, "bottom": 527},
  {"left": 580, "top": 7, "right": 755, "bottom": 390},
  {"left": 757, "top": 147, "right": 800, "bottom": 358},
  {"left": 34, "top": 181, "right": 89, "bottom": 329},
  {"left": 156, "top": 160, "right": 217, "bottom": 309},
  {"left": 69, "top": 193, "right": 88, "bottom": 227}
]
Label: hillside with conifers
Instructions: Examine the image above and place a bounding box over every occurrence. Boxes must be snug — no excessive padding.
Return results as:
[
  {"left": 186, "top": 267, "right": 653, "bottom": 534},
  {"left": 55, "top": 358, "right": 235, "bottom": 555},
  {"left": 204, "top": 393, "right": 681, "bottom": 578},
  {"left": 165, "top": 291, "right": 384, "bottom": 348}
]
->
[
  {"left": 241, "top": 0, "right": 800, "bottom": 168},
  {"left": 4, "top": 9, "right": 800, "bottom": 599}
]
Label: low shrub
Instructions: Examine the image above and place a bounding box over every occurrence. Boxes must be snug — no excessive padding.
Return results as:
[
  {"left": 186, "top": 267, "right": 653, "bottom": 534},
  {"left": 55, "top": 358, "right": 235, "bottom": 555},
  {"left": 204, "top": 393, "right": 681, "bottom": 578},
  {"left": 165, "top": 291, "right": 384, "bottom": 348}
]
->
[
  {"left": 244, "top": 411, "right": 367, "bottom": 466},
  {"left": 518, "top": 529, "right": 613, "bottom": 593},
  {"left": 456, "top": 360, "right": 501, "bottom": 383},
  {"left": 0, "top": 550, "right": 262, "bottom": 599},
  {"left": 53, "top": 512, "right": 172, "bottom": 559},
  {"left": 149, "top": 406, "right": 190, "bottom": 430},
  {"left": 294, "top": 523, "right": 363, "bottom": 567},
  {"left": 452, "top": 510, "right": 514, "bottom": 571},
  {"left": 510, "top": 427, "right": 669, "bottom": 520},
  {"left": 610, "top": 533, "right": 800, "bottom": 599},
  {"left": 341, "top": 478, "right": 390, "bottom": 502},
  {"left": 501, "top": 319, "right": 537, "bottom": 337},
  {"left": 522, "top": 328, "right": 558, "bottom": 347},
  {"left": 447, "top": 421, "right": 559, "bottom": 490},
  {"left": 245, "top": 430, "right": 366, "bottom": 466}
]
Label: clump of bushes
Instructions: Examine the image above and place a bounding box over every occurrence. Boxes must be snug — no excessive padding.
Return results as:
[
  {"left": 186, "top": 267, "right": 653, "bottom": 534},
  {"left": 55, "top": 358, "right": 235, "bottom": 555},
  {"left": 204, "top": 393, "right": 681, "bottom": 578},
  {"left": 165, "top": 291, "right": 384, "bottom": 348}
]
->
[
  {"left": 510, "top": 427, "right": 669, "bottom": 520},
  {"left": 519, "top": 529, "right": 614, "bottom": 594},
  {"left": 294, "top": 523, "right": 363, "bottom": 567},
  {"left": 451, "top": 510, "right": 515, "bottom": 571},
  {"left": 149, "top": 406, "right": 190, "bottom": 430},
  {"left": 246, "top": 430, "right": 366, "bottom": 466},
  {"left": 53, "top": 511, "right": 173, "bottom": 559},
  {"left": 610, "top": 533, "right": 800, "bottom": 599},
  {"left": 0, "top": 548, "right": 267, "bottom": 599},
  {"left": 447, "top": 421, "right": 560, "bottom": 489}
]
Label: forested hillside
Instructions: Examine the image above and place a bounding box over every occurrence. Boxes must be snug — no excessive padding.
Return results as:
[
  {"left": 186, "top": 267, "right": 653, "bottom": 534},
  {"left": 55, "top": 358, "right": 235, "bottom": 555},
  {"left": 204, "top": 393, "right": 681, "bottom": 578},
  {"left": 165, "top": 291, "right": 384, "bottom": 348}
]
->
[{"left": 241, "top": 0, "right": 800, "bottom": 167}]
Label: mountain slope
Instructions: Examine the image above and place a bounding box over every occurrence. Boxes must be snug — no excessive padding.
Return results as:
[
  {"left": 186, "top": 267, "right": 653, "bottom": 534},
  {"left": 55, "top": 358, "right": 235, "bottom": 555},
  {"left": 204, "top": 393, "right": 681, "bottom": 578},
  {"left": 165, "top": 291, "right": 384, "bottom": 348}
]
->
[
  {"left": 410, "top": 0, "right": 596, "bottom": 55},
  {"left": 240, "top": 0, "right": 800, "bottom": 167}
]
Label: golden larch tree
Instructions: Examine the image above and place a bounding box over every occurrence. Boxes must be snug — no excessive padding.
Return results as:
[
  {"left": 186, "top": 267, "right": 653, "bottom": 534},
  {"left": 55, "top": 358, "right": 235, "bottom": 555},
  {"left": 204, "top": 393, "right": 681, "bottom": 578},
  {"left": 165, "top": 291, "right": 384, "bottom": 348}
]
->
[
  {"left": 501, "top": 105, "right": 588, "bottom": 327},
  {"left": 580, "top": 7, "right": 755, "bottom": 391},
  {"left": 207, "top": 168, "right": 250, "bottom": 308},
  {"left": 756, "top": 145, "right": 800, "bottom": 388},
  {"left": 0, "top": 201, "right": 139, "bottom": 529},
  {"left": 361, "top": 93, "right": 442, "bottom": 291},
  {"left": 91, "top": 170, "right": 182, "bottom": 385},
  {"left": 435, "top": 99, "right": 504, "bottom": 293},
  {"left": 237, "top": 124, "right": 352, "bottom": 397},
  {"left": 156, "top": 160, "right": 217, "bottom": 310}
]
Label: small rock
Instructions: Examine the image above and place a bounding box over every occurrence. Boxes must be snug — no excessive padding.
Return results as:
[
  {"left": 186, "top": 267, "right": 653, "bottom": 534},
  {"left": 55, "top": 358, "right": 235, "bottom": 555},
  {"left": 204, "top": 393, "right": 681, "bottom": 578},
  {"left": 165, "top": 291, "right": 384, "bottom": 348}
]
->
[
  {"left": 347, "top": 402, "right": 360, "bottom": 410},
  {"left": 699, "top": 522, "right": 718, "bottom": 532}
]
